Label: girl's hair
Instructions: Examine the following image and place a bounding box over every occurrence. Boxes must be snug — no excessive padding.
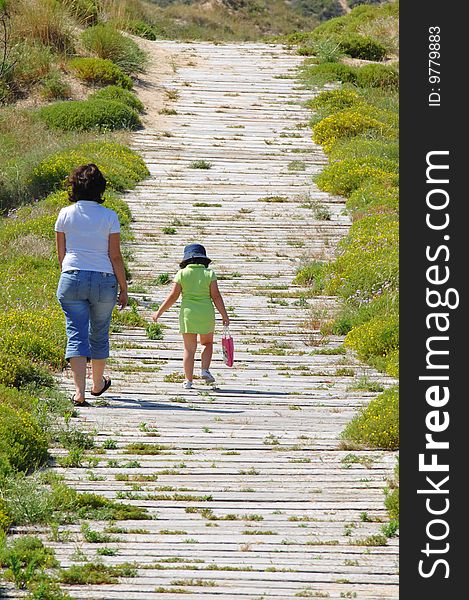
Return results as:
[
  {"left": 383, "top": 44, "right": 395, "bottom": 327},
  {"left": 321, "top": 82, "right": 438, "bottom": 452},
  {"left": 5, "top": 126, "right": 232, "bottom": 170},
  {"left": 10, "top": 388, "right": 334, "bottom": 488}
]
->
[
  {"left": 179, "top": 257, "right": 211, "bottom": 269},
  {"left": 68, "top": 163, "right": 106, "bottom": 203}
]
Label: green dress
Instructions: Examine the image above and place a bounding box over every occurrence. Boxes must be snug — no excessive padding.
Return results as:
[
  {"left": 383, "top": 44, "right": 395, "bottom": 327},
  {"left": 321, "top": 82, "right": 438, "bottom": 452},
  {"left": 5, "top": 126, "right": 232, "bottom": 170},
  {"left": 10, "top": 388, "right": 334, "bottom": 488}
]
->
[{"left": 174, "top": 264, "right": 217, "bottom": 334}]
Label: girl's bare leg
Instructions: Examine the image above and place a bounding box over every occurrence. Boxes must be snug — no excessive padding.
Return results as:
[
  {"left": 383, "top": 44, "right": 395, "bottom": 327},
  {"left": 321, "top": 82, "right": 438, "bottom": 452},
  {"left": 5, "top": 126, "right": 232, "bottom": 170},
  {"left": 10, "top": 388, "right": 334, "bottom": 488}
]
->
[
  {"left": 200, "top": 333, "right": 214, "bottom": 371},
  {"left": 183, "top": 334, "right": 198, "bottom": 382}
]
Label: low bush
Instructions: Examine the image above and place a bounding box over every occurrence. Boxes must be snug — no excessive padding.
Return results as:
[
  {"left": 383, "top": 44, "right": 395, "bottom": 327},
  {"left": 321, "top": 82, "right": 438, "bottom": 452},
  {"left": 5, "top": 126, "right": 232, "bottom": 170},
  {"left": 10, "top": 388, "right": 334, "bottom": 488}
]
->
[
  {"left": 6, "top": 41, "right": 54, "bottom": 96},
  {"left": 68, "top": 57, "right": 133, "bottom": 89},
  {"left": 0, "top": 353, "right": 55, "bottom": 389},
  {"left": 58, "top": 562, "right": 137, "bottom": 585},
  {"left": 58, "top": 0, "right": 100, "bottom": 27},
  {"left": 40, "top": 71, "right": 72, "bottom": 101},
  {"left": 301, "top": 61, "right": 357, "bottom": 86},
  {"left": 89, "top": 85, "right": 144, "bottom": 113},
  {"left": 384, "top": 461, "right": 399, "bottom": 521},
  {"left": 310, "top": 37, "right": 344, "bottom": 63},
  {"left": 11, "top": 0, "right": 75, "bottom": 54},
  {"left": 341, "top": 385, "right": 398, "bottom": 449},
  {"left": 324, "top": 214, "right": 399, "bottom": 300},
  {"left": 30, "top": 142, "right": 149, "bottom": 197},
  {"left": 0, "top": 309, "right": 66, "bottom": 369},
  {"left": 0, "top": 534, "right": 59, "bottom": 589},
  {"left": 347, "top": 179, "right": 399, "bottom": 215},
  {"left": 0, "top": 404, "right": 49, "bottom": 473},
  {"left": 344, "top": 313, "right": 399, "bottom": 373},
  {"left": 313, "top": 109, "right": 394, "bottom": 153},
  {"left": 310, "top": 1, "right": 399, "bottom": 48},
  {"left": 315, "top": 156, "right": 398, "bottom": 196},
  {"left": 329, "top": 136, "right": 399, "bottom": 163},
  {"left": 355, "top": 63, "right": 399, "bottom": 89},
  {"left": 81, "top": 24, "right": 147, "bottom": 74},
  {"left": 307, "top": 89, "right": 361, "bottom": 116},
  {"left": 38, "top": 99, "right": 142, "bottom": 132},
  {"left": 121, "top": 19, "right": 160, "bottom": 41},
  {"left": 339, "top": 33, "right": 387, "bottom": 60},
  {"left": 293, "top": 260, "right": 325, "bottom": 291}
]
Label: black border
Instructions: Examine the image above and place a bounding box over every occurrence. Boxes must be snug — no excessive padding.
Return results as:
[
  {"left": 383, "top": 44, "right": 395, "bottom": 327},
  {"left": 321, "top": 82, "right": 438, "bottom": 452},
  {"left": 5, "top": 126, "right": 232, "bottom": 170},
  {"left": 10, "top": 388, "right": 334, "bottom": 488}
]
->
[{"left": 401, "top": 1, "right": 467, "bottom": 595}]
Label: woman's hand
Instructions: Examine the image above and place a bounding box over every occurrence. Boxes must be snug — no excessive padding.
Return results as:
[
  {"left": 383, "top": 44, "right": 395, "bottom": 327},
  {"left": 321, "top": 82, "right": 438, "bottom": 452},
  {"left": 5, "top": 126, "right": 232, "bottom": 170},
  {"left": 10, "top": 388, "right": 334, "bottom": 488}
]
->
[
  {"left": 222, "top": 316, "right": 230, "bottom": 326},
  {"left": 118, "top": 290, "right": 128, "bottom": 310},
  {"left": 152, "top": 312, "right": 160, "bottom": 322}
]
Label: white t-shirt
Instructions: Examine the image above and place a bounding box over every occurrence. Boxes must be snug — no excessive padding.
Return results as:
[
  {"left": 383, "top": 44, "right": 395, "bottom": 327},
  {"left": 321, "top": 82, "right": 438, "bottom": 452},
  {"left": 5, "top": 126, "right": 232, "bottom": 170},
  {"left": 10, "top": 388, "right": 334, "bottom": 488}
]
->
[{"left": 55, "top": 200, "right": 120, "bottom": 273}]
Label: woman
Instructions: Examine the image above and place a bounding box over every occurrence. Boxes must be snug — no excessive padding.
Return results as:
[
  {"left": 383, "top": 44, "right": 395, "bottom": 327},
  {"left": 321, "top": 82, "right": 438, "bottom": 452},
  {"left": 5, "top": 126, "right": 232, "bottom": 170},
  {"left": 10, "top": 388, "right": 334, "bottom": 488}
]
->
[{"left": 55, "top": 164, "right": 128, "bottom": 406}]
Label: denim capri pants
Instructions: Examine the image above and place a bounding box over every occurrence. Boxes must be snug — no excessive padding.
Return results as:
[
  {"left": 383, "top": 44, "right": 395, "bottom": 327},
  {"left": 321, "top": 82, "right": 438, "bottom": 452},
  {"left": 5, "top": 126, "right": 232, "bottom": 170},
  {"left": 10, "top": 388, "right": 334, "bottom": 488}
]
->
[{"left": 57, "top": 270, "right": 117, "bottom": 360}]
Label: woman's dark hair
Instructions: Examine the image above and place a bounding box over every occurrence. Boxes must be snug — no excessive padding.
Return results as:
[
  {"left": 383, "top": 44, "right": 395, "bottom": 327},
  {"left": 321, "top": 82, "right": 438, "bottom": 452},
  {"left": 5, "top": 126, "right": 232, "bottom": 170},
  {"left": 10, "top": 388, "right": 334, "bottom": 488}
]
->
[
  {"left": 68, "top": 163, "right": 106, "bottom": 203},
  {"left": 179, "top": 257, "right": 211, "bottom": 269}
]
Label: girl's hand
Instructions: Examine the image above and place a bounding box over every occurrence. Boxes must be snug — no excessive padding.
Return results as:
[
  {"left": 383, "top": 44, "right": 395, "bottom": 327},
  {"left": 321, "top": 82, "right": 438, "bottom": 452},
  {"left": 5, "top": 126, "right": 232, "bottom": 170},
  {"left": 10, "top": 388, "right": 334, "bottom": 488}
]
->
[
  {"left": 152, "top": 312, "right": 159, "bottom": 322},
  {"left": 118, "top": 290, "right": 128, "bottom": 310},
  {"left": 222, "top": 316, "right": 230, "bottom": 326}
]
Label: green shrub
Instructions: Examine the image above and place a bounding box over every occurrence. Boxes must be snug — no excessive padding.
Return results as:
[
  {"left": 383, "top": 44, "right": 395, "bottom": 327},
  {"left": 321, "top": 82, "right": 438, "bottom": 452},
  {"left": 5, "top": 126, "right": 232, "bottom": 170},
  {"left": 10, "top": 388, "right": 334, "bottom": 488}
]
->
[
  {"left": 112, "top": 305, "right": 146, "bottom": 328},
  {"left": 89, "top": 85, "right": 144, "bottom": 113},
  {"left": 30, "top": 141, "right": 149, "bottom": 197},
  {"left": 146, "top": 322, "right": 163, "bottom": 340},
  {"left": 329, "top": 136, "right": 399, "bottom": 163},
  {"left": 58, "top": 562, "right": 137, "bottom": 585},
  {"left": 0, "top": 310, "right": 66, "bottom": 369},
  {"left": 58, "top": 0, "right": 100, "bottom": 26},
  {"left": 385, "top": 487, "right": 399, "bottom": 521},
  {"left": 324, "top": 214, "right": 398, "bottom": 299},
  {"left": 307, "top": 89, "right": 361, "bottom": 116},
  {"left": 339, "top": 33, "right": 387, "bottom": 60},
  {"left": 313, "top": 109, "right": 394, "bottom": 153},
  {"left": 0, "top": 499, "right": 12, "bottom": 531},
  {"left": 315, "top": 156, "right": 398, "bottom": 196},
  {"left": 341, "top": 386, "right": 398, "bottom": 449},
  {"left": 39, "top": 71, "right": 72, "bottom": 101},
  {"left": 81, "top": 24, "right": 147, "bottom": 74},
  {"left": 7, "top": 42, "right": 54, "bottom": 93},
  {"left": 11, "top": 0, "right": 75, "bottom": 54},
  {"left": 0, "top": 535, "right": 58, "bottom": 589},
  {"left": 121, "top": 19, "right": 159, "bottom": 41},
  {"left": 347, "top": 179, "right": 399, "bottom": 215},
  {"left": 294, "top": 0, "right": 345, "bottom": 21},
  {"left": 293, "top": 260, "right": 325, "bottom": 291},
  {"left": 0, "top": 405, "right": 49, "bottom": 473},
  {"left": 38, "top": 99, "right": 142, "bottom": 132},
  {"left": 310, "top": 37, "right": 344, "bottom": 63},
  {"left": 344, "top": 313, "right": 399, "bottom": 369},
  {"left": 311, "top": 1, "right": 399, "bottom": 44},
  {"left": 355, "top": 63, "right": 399, "bottom": 89},
  {"left": 68, "top": 57, "right": 133, "bottom": 89},
  {"left": 0, "top": 353, "right": 55, "bottom": 389},
  {"left": 301, "top": 61, "right": 357, "bottom": 86}
]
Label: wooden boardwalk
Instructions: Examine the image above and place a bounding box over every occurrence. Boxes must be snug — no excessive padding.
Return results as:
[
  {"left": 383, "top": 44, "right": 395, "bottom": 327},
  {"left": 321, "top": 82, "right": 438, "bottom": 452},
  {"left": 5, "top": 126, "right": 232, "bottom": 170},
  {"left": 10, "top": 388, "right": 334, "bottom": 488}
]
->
[{"left": 52, "top": 42, "right": 399, "bottom": 599}]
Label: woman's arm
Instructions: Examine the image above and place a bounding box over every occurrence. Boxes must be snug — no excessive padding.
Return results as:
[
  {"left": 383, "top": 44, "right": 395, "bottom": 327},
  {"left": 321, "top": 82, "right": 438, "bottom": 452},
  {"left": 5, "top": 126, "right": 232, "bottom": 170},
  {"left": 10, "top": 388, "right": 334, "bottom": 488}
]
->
[
  {"left": 55, "top": 232, "right": 66, "bottom": 268},
  {"left": 109, "top": 233, "right": 128, "bottom": 309},
  {"left": 152, "top": 283, "right": 181, "bottom": 321},
  {"left": 210, "top": 280, "right": 230, "bottom": 326}
]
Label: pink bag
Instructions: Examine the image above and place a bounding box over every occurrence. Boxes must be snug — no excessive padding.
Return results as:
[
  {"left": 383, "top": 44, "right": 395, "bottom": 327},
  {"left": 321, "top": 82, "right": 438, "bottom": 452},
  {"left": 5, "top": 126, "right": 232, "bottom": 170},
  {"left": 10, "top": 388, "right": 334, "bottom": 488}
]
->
[{"left": 222, "top": 327, "right": 234, "bottom": 367}]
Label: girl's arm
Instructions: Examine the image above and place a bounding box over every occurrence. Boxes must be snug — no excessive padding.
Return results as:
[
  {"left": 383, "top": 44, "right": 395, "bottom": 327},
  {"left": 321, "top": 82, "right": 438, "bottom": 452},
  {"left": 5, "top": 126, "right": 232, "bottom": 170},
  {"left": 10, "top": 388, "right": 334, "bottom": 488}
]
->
[
  {"left": 56, "top": 232, "right": 66, "bottom": 268},
  {"left": 210, "top": 280, "right": 230, "bottom": 326},
  {"left": 109, "top": 233, "right": 128, "bottom": 309},
  {"left": 152, "top": 283, "right": 181, "bottom": 321}
]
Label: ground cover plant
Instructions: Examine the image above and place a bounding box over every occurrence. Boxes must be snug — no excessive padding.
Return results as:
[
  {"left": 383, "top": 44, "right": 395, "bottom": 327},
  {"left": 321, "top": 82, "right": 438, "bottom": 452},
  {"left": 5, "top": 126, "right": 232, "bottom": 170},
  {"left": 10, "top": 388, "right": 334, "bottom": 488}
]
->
[
  {"left": 0, "top": 3, "right": 153, "bottom": 591},
  {"left": 294, "top": 1, "right": 399, "bottom": 517}
]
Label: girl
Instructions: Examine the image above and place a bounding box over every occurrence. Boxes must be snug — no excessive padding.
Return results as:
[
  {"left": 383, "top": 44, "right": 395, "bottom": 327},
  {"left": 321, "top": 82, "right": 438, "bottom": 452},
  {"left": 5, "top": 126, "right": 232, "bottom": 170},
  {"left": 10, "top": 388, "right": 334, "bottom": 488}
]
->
[{"left": 152, "top": 244, "right": 230, "bottom": 389}]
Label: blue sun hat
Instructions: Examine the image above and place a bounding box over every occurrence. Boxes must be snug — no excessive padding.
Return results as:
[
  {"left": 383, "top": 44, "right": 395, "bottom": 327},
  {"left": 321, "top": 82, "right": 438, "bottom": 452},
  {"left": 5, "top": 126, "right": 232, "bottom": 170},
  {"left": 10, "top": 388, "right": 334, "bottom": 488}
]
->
[{"left": 182, "top": 243, "right": 211, "bottom": 263}]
